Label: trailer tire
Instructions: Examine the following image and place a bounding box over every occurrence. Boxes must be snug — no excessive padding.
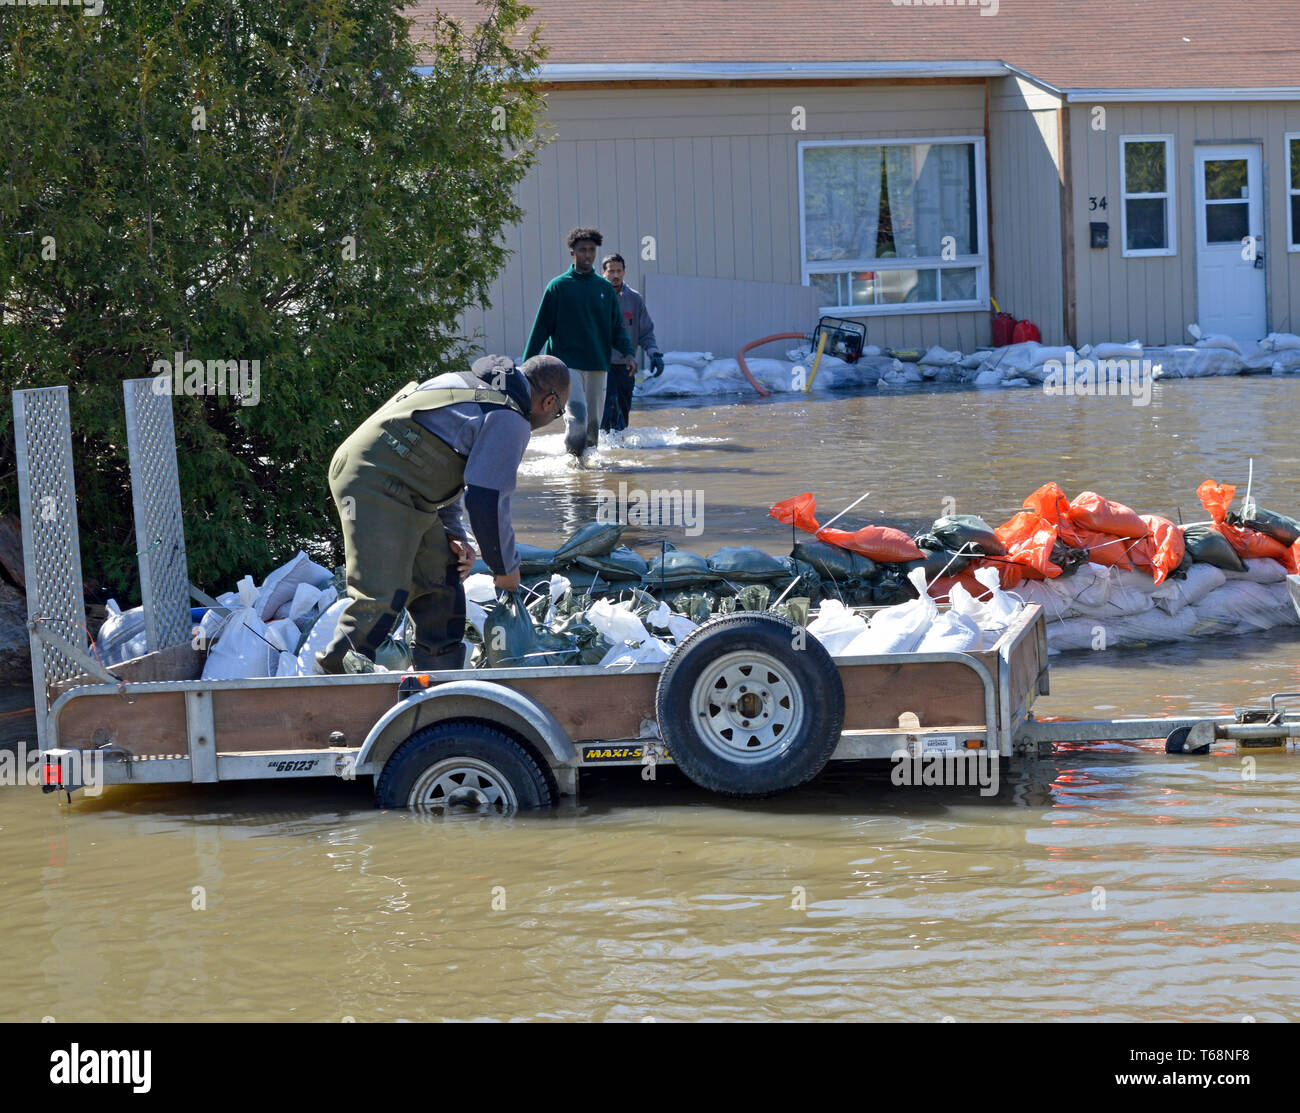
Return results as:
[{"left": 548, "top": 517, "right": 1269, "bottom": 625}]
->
[
  {"left": 655, "top": 612, "right": 844, "bottom": 797},
  {"left": 375, "top": 721, "right": 555, "bottom": 811}
]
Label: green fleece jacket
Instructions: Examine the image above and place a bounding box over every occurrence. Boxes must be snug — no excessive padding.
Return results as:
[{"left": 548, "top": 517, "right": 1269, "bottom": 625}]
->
[{"left": 523, "top": 265, "right": 634, "bottom": 371}]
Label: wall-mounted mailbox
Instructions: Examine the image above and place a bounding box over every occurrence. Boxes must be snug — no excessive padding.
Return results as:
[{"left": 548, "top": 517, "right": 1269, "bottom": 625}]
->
[{"left": 1090, "top": 222, "right": 1108, "bottom": 249}]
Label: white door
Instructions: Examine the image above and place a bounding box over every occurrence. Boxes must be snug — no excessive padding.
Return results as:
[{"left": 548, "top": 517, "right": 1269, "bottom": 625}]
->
[{"left": 1194, "top": 144, "right": 1266, "bottom": 340}]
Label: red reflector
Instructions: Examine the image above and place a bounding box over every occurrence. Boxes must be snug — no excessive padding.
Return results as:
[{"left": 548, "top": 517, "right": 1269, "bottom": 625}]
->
[{"left": 42, "top": 763, "right": 62, "bottom": 786}]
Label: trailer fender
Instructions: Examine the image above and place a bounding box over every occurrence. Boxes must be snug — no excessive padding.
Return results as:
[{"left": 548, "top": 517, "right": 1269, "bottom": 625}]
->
[{"left": 353, "top": 681, "right": 576, "bottom": 777}]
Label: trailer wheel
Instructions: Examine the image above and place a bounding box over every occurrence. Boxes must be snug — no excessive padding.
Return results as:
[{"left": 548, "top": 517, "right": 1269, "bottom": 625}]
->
[
  {"left": 1164, "top": 725, "right": 1211, "bottom": 755},
  {"left": 375, "top": 721, "right": 554, "bottom": 812},
  {"left": 655, "top": 612, "right": 844, "bottom": 797}
]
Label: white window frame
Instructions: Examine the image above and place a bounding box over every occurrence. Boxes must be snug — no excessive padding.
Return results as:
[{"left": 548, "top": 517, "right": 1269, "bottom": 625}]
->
[
  {"left": 1119, "top": 134, "right": 1177, "bottom": 257},
  {"left": 1286, "top": 131, "right": 1300, "bottom": 252},
  {"left": 797, "top": 136, "right": 989, "bottom": 316}
]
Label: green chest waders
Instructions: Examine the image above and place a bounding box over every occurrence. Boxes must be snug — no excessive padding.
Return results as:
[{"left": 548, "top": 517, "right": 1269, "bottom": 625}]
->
[{"left": 319, "top": 382, "right": 525, "bottom": 674}]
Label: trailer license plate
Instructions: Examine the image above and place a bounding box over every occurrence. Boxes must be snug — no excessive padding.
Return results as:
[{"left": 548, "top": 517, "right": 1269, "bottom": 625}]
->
[{"left": 920, "top": 734, "right": 959, "bottom": 755}]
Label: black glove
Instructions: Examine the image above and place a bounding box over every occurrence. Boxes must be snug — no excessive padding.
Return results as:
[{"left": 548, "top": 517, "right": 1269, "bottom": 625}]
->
[{"left": 650, "top": 351, "right": 664, "bottom": 377}]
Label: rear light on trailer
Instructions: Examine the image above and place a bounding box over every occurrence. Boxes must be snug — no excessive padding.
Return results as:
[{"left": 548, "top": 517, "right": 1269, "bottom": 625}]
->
[{"left": 398, "top": 673, "right": 434, "bottom": 699}]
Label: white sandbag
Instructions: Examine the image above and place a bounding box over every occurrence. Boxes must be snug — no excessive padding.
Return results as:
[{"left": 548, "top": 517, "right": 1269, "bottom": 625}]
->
[
  {"left": 929, "top": 366, "right": 964, "bottom": 384},
  {"left": 988, "top": 342, "right": 1042, "bottom": 373},
  {"left": 1029, "top": 344, "right": 1075, "bottom": 366},
  {"left": 255, "top": 551, "right": 335, "bottom": 620},
  {"left": 920, "top": 345, "right": 962, "bottom": 367},
  {"left": 846, "top": 569, "right": 935, "bottom": 655},
  {"left": 1107, "top": 607, "right": 1201, "bottom": 646},
  {"left": 637, "top": 364, "right": 704, "bottom": 397},
  {"left": 275, "top": 650, "right": 308, "bottom": 677},
  {"left": 1147, "top": 346, "right": 1245, "bottom": 378},
  {"left": 1000, "top": 377, "right": 1032, "bottom": 388},
  {"left": 286, "top": 581, "right": 324, "bottom": 622},
  {"left": 587, "top": 599, "right": 655, "bottom": 647},
  {"left": 266, "top": 617, "right": 302, "bottom": 654},
  {"left": 1045, "top": 617, "right": 1103, "bottom": 654},
  {"left": 463, "top": 574, "right": 497, "bottom": 605},
  {"left": 1110, "top": 568, "right": 1164, "bottom": 596},
  {"left": 1191, "top": 581, "right": 1283, "bottom": 632},
  {"left": 600, "top": 637, "right": 673, "bottom": 668},
  {"left": 971, "top": 566, "right": 1023, "bottom": 641},
  {"left": 1011, "top": 576, "right": 1086, "bottom": 619},
  {"left": 202, "top": 608, "right": 279, "bottom": 679},
  {"left": 1269, "top": 352, "right": 1300, "bottom": 375},
  {"left": 744, "top": 357, "right": 798, "bottom": 392},
  {"left": 1257, "top": 579, "right": 1300, "bottom": 625},
  {"left": 973, "top": 368, "right": 1004, "bottom": 388},
  {"left": 645, "top": 601, "right": 698, "bottom": 643},
  {"left": 659, "top": 351, "right": 713, "bottom": 369},
  {"left": 807, "top": 599, "right": 869, "bottom": 655},
  {"left": 1090, "top": 340, "right": 1143, "bottom": 359},
  {"left": 916, "top": 609, "right": 983, "bottom": 652},
  {"left": 1224, "top": 558, "right": 1289, "bottom": 585},
  {"left": 1073, "top": 581, "right": 1155, "bottom": 620},
  {"left": 1153, "top": 562, "right": 1225, "bottom": 614},
  {"left": 294, "top": 598, "right": 349, "bottom": 674},
  {"left": 959, "top": 351, "right": 988, "bottom": 369},
  {"left": 1194, "top": 333, "right": 1244, "bottom": 354},
  {"left": 1261, "top": 331, "right": 1300, "bottom": 352}
]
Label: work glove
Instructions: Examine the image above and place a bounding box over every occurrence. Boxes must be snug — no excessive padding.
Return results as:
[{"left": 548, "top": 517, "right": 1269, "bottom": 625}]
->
[{"left": 649, "top": 351, "right": 665, "bottom": 377}]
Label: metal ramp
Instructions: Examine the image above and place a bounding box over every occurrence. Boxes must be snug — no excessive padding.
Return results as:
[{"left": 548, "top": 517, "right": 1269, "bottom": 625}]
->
[{"left": 13, "top": 381, "right": 193, "bottom": 751}]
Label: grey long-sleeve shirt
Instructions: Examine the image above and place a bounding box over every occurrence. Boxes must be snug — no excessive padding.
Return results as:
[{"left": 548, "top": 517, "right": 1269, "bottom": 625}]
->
[
  {"left": 609, "top": 283, "right": 659, "bottom": 364},
  {"left": 411, "top": 367, "right": 532, "bottom": 576}
]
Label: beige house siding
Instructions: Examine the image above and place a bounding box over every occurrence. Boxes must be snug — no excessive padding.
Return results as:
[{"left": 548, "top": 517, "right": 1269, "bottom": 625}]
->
[
  {"left": 1069, "top": 100, "right": 1300, "bottom": 346},
  {"left": 987, "top": 76, "right": 1065, "bottom": 344},
  {"left": 459, "top": 83, "right": 992, "bottom": 360}
]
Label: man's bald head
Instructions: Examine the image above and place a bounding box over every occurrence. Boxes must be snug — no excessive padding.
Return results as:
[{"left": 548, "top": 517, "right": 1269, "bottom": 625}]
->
[{"left": 520, "top": 355, "right": 570, "bottom": 430}]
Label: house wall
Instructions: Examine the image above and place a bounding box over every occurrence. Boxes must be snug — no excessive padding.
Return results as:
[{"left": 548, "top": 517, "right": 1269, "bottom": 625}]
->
[
  {"left": 1069, "top": 100, "right": 1300, "bottom": 346},
  {"left": 459, "top": 82, "right": 992, "bottom": 360},
  {"left": 987, "top": 76, "right": 1066, "bottom": 344}
]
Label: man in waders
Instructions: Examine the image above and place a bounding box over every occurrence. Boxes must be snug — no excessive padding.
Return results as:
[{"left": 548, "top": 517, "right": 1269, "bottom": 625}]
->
[
  {"left": 599, "top": 251, "right": 664, "bottom": 433},
  {"left": 317, "top": 355, "right": 570, "bottom": 674},
  {"left": 523, "top": 226, "right": 636, "bottom": 458}
]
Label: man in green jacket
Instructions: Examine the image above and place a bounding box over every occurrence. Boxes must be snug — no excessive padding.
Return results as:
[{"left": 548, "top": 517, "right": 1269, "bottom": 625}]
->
[{"left": 523, "top": 226, "right": 636, "bottom": 458}]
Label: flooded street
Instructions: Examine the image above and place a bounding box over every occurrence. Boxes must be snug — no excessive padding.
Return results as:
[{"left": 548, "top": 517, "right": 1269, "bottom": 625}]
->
[{"left": 3, "top": 378, "right": 1300, "bottom": 1021}]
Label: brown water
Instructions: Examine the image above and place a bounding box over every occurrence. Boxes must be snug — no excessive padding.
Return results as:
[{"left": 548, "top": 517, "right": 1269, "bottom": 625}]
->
[{"left": 3, "top": 378, "right": 1300, "bottom": 1022}]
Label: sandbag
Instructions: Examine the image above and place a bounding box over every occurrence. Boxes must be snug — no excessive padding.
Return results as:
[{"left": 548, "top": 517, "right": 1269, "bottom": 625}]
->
[
  {"left": 1224, "top": 557, "right": 1289, "bottom": 585},
  {"left": 643, "top": 547, "right": 719, "bottom": 587},
  {"left": 1069, "top": 491, "right": 1148, "bottom": 540},
  {"left": 792, "top": 541, "right": 877, "bottom": 584},
  {"left": 481, "top": 592, "right": 545, "bottom": 666},
  {"left": 255, "top": 551, "right": 335, "bottom": 621},
  {"left": 554, "top": 521, "right": 625, "bottom": 562},
  {"left": 903, "top": 549, "right": 970, "bottom": 583},
  {"left": 1192, "top": 580, "right": 1288, "bottom": 632},
  {"left": 844, "top": 569, "right": 935, "bottom": 654},
  {"left": 1196, "top": 480, "right": 1235, "bottom": 525},
  {"left": 574, "top": 545, "right": 648, "bottom": 579},
  {"left": 916, "top": 609, "right": 983, "bottom": 652},
  {"left": 1137, "top": 514, "right": 1185, "bottom": 585},
  {"left": 1232, "top": 505, "right": 1300, "bottom": 546},
  {"left": 1152, "top": 562, "right": 1226, "bottom": 615},
  {"left": 1182, "top": 523, "right": 1247, "bottom": 572},
  {"left": 816, "top": 523, "right": 923, "bottom": 562},
  {"left": 1217, "top": 521, "right": 1291, "bottom": 566},
  {"left": 995, "top": 512, "right": 1062, "bottom": 579},
  {"left": 202, "top": 609, "right": 280, "bottom": 680},
  {"left": 707, "top": 545, "right": 787, "bottom": 582},
  {"left": 518, "top": 543, "right": 559, "bottom": 575},
  {"left": 930, "top": 514, "right": 1006, "bottom": 557},
  {"left": 806, "top": 599, "right": 868, "bottom": 656},
  {"left": 96, "top": 600, "right": 148, "bottom": 666}
]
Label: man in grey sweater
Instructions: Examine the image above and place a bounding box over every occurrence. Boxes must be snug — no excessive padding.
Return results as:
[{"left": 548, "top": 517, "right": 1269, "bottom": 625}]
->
[{"left": 600, "top": 253, "right": 664, "bottom": 432}]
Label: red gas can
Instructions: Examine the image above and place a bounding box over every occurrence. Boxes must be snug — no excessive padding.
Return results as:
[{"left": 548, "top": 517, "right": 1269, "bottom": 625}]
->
[
  {"left": 992, "top": 312, "right": 1016, "bottom": 347},
  {"left": 1011, "top": 319, "right": 1041, "bottom": 344}
]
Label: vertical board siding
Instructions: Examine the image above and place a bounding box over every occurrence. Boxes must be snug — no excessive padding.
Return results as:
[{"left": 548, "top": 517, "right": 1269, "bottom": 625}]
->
[
  {"left": 1071, "top": 100, "right": 1300, "bottom": 346},
  {"left": 988, "top": 77, "right": 1065, "bottom": 344},
  {"left": 464, "top": 83, "right": 991, "bottom": 358}
]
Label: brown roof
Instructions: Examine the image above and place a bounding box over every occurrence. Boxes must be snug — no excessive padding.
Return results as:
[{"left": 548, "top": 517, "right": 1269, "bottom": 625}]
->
[{"left": 407, "top": 0, "right": 1300, "bottom": 93}]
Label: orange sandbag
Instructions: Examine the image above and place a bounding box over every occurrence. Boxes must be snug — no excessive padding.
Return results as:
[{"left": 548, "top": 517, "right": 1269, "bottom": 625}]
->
[
  {"left": 928, "top": 567, "right": 993, "bottom": 602},
  {"left": 1219, "top": 521, "right": 1290, "bottom": 563},
  {"left": 995, "top": 512, "right": 1062, "bottom": 579},
  {"left": 1068, "top": 491, "right": 1149, "bottom": 540},
  {"left": 815, "top": 524, "right": 923, "bottom": 562},
  {"left": 1139, "top": 514, "right": 1185, "bottom": 585},
  {"left": 1069, "top": 526, "right": 1136, "bottom": 570},
  {"left": 1289, "top": 540, "right": 1300, "bottom": 575},
  {"left": 769, "top": 493, "right": 820, "bottom": 534},
  {"left": 1196, "top": 479, "right": 1236, "bottom": 525}
]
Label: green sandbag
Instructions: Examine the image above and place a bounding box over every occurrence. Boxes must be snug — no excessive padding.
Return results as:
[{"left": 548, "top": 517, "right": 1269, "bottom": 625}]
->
[
  {"left": 902, "top": 549, "right": 970, "bottom": 582},
  {"left": 706, "top": 545, "right": 786, "bottom": 582},
  {"left": 733, "top": 584, "right": 772, "bottom": 612},
  {"left": 671, "top": 591, "right": 716, "bottom": 624},
  {"left": 557, "top": 570, "right": 639, "bottom": 596},
  {"left": 531, "top": 629, "right": 581, "bottom": 667},
  {"left": 771, "top": 597, "right": 810, "bottom": 628},
  {"left": 578, "top": 635, "right": 614, "bottom": 665},
  {"left": 929, "top": 514, "right": 1006, "bottom": 557},
  {"left": 643, "top": 548, "right": 719, "bottom": 587},
  {"left": 554, "top": 521, "right": 625, "bottom": 561},
  {"left": 519, "top": 544, "right": 559, "bottom": 575},
  {"left": 1182, "top": 524, "right": 1247, "bottom": 573},
  {"left": 1231, "top": 505, "right": 1300, "bottom": 546},
  {"left": 792, "top": 540, "right": 877, "bottom": 584},
  {"left": 482, "top": 592, "right": 541, "bottom": 667},
  {"left": 574, "top": 545, "right": 648, "bottom": 579}
]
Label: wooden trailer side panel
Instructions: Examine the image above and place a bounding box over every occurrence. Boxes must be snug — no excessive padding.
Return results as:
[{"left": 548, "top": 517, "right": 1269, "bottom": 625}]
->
[{"left": 838, "top": 659, "right": 991, "bottom": 730}]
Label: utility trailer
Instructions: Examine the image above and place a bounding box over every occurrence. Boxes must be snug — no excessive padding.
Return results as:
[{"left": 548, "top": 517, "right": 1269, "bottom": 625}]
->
[{"left": 15, "top": 382, "right": 1300, "bottom": 812}]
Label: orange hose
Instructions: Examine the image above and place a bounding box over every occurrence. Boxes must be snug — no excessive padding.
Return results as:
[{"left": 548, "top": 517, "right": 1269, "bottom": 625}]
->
[{"left": 736, "top": 332, "right": 807, "bottom": 398}]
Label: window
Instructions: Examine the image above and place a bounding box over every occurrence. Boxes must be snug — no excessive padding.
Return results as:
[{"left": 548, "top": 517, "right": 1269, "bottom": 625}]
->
[
  {"left": 1120, "top": 135, "right": 1175, "bottom": 256},
  {"left": 1287, "top": 133, "right": 1300, "bottom": 251},
  {"left": 799, "top": 137, "right": 987, "bottom": 314}
]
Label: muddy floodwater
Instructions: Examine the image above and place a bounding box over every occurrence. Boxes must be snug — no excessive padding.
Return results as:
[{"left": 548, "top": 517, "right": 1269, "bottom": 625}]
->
[{"left": 2, "top": 378, "right": 1299, "bottom": 1021}]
